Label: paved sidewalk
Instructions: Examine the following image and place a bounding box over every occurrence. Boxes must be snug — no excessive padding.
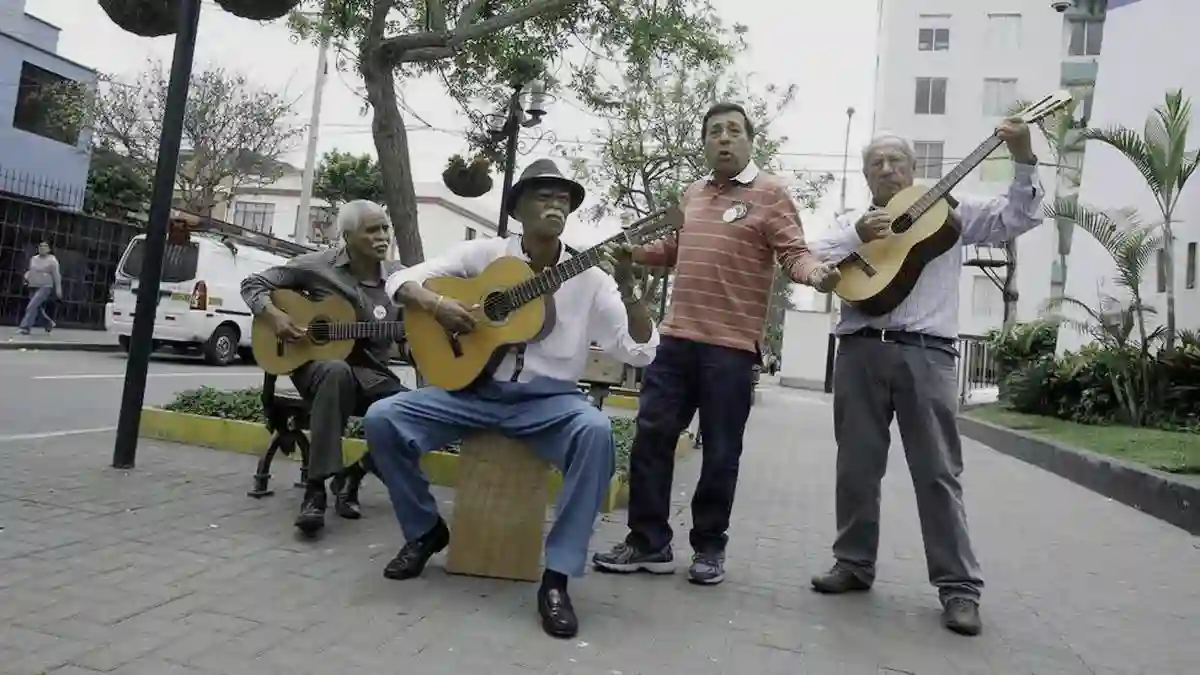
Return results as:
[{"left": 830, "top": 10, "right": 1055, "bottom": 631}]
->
[
  {"left": 0, "top": 326, "right": 118, "bottom": 352},
  {"left": 1, "top": 388, "right": 1197, "bottom": 674}
]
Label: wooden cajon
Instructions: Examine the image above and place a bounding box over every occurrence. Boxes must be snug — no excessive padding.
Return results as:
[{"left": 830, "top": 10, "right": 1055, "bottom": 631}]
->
[{"left": 445, "top": 432, "right": 550, "bottom": 582}]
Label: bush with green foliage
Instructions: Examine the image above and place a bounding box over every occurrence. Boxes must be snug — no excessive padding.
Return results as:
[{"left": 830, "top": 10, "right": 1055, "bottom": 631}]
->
[
  {"left": 163, "top": 387, "right": 643, "bottom": 476},
  {"left": 999, "top": 330, "right": 1200, "bottom": 431}
]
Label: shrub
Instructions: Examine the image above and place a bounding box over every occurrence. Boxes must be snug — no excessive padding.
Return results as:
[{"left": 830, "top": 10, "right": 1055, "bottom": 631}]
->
[
  {"left": 986, "top": 319, "right": 1058, "bottom": 382},
  {"left": 163, "top": 387, "right": 643, "bottom": 476}
]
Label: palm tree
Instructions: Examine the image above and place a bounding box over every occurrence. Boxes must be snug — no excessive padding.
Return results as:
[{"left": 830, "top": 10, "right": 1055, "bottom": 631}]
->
[
  {"left": 1043, "top": 199, "right": 1163, "bottom": 424},
  {"left": 1081, "top": 90, "right": 1199, "bottom": 349}
]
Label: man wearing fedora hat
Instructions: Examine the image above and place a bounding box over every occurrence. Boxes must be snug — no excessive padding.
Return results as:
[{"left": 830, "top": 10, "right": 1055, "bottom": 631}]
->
[{"left": 364, "top": 158, "right": 658, "bottom": 639}]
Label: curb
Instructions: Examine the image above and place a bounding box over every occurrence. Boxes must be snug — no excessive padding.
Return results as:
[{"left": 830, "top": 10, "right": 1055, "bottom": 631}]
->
[
  {"left": 138, "top": 408, "right": 695, "bottom": 513},
  {"left": 0, "top": 341, "right": 122, "bottom": 352},
  {"left": 959, "top": 414, "right": 1198, "bottom": 535}
]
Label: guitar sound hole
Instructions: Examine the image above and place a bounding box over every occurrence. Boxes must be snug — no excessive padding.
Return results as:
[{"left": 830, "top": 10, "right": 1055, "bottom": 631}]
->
[
  {"left": 307, "top": 317, "right": 331, "bottom": 345},
  {"left": 482, "top": 292, "right": 511, "bottom": 322},
  {"left": 892, "top": 214, "right": 913, "bottom": 234}
]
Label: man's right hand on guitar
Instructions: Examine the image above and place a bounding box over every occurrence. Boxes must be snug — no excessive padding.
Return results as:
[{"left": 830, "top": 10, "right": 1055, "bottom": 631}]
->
[
  {"left": 265, "top": 307, "right": 306, "bottom": 342},
  {"left": 433, "top": 296, "right": 478, "bottom": 334},
  {"left": 856, "top": 210, "right": 894, "bottom": 242}
]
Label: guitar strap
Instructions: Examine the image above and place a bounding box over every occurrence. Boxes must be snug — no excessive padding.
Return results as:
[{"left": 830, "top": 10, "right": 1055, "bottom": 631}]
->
[{"left": 509, "top": 344, "right": 527, "bottom": 382}]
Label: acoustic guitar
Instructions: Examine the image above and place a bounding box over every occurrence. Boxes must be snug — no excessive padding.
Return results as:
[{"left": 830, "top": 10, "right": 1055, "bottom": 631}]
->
[
  {"left": 406, "top": 207, "right": 684, "bottom": 391},
  {"left": 250, "top": 289, "right": 406, "bottom": 375},
  {"left": 832, "top": 90, "right": 1073, "bottom": 316}
]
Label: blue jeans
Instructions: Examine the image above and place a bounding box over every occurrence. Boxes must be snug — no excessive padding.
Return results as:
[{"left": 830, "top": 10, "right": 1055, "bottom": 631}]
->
[
  {"left": 363, "top": 377, "right": 615, "bottom": 577},
  {"left": 19, "top": 286, "right": 55, "bottom": 331}
]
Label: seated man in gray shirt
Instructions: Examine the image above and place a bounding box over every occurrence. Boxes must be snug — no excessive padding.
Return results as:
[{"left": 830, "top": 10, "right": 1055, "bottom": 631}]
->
[{"left": 241, "top": 200, "right": 407, "bottom": 537}]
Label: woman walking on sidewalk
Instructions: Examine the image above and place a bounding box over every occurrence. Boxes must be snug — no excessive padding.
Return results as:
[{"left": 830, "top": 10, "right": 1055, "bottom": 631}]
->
[{"left": 19, "top": 242, "right": 61, "bottom": 334}]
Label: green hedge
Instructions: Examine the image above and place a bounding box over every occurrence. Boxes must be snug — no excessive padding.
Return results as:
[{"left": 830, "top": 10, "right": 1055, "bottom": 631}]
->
[
  {"left": 163, "top": 387, "right": 640, "bottom": 475},
  {"left": 994, "top": 327, "right": 1200, "bottom": 431}
]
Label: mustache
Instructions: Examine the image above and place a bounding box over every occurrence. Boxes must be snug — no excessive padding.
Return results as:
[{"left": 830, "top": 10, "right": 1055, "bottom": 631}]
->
[{"left": 544, "top": 209, "right": 566, "bottom": 220}]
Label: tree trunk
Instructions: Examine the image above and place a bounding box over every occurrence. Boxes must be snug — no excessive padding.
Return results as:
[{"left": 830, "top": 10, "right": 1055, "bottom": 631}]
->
[
  {"left": 1162, "top": 222, "right": 1176, "bottom": 350},
  {"left": 1001, "top": 241, "right": 1019, "bottom": 330},
  {"left": 361, "top": 54, "right": 424, "bottom": 266}
]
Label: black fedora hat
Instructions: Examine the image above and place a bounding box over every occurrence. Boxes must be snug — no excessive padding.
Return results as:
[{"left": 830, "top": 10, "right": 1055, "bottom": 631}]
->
[{"left": 505, "top": 158, "right": 586, "bottom": 217}]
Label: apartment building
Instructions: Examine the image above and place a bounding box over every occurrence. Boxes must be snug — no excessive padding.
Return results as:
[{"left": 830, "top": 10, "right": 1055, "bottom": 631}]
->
[{"left": 871, "top": 0, "right": 1107, "bottom": 336}]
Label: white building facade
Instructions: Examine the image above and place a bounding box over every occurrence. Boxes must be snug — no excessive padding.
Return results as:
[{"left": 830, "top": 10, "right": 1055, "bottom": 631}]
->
[
  {"left": 1058, "top": 0, "right": 1200, "bottom": 352},
  {"left": 869, "top": 0, "right": 1108, "bottom": 337},
  {"left": 227, "top": 169, "right": 499, "bottom": 262}
]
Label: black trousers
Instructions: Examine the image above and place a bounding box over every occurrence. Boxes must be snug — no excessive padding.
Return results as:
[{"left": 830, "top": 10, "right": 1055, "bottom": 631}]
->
[{"left": 625, "top": 336, "right": 758, "bottom": 554}]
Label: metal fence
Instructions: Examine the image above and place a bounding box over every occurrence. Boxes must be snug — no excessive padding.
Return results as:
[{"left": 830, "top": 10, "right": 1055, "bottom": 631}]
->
[
  {"left": 957, "top": 333, "right": 999, "bottom": 403},
  {"left": 0, "top": 165, "right": 86, "bottom": 212},
  {"left": 0, "top": 194, "right": 142, "bottom": 329}
]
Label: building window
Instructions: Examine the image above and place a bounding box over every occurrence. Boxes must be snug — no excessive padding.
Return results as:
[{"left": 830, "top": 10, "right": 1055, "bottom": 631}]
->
[
  {"left": 465, "top": 227, "right": 477, "bottom": 241},
  {"left": 233, "top": 202, "right": 275, "bottom": 234},
  {"left": 914, "top": 77, "right": 947, "bottom": 115},
  {"left": 986, "top": 14, "right": 1022, "bottom": 50},
  {"left": 980, "top": 149, "right": 1014, "bottom": 183},
  {"left": 918, "top": 27, "right": 949, "bottom": 51},
  {"left": 1067, "top": 19, "right": 1103, "bottom": 57},
  {"left": 983, "top": 78, "right": 1018, "bottom": 116},
  {"left": 1187, "top": 242, "right": 1197, "bottom": 290},
  {"left": 971, "top": 276, "right": 1003, "bottom": 320},
  {"left": 913, "top": 141, "right": 944, "bottom": 179},
  {"left": 12, "top": 62, "right": 82, "bottom": 146}
]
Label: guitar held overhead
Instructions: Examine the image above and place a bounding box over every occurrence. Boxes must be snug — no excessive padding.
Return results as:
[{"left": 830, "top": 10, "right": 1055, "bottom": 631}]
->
[
  {"left": 831, "top": 90, "right": 1073, "bottom": 316},
  {"left": 251, "top": 289, "right": 406, "bottom": 375},
  {"left": 405, "top": 206, "right": 684, "bottom": 391}
]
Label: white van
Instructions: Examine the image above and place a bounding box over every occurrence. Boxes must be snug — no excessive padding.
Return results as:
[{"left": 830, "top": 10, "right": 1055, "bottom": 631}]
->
[{"left": 105, "top": 224, "right": 298, "bottom": 366}]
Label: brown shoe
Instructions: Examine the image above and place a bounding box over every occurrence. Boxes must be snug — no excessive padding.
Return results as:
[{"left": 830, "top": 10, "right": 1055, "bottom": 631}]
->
[
  {"left": 942, "top": 597, "right": 982, "bottom": 636},
  {"left": 811, "top": 563, "right": 872, "bottom": 594}
]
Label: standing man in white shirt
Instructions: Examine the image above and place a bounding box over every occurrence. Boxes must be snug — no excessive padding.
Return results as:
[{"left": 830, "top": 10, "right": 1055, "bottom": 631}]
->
[
  {"left": 805, "top": 120, "right": 1043, "bottom": 637},
  {"left": 363, "top": 159, "right": 657, "bottom": 640}
]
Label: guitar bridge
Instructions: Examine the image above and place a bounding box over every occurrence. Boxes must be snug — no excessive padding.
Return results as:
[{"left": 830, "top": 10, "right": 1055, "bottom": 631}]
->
[
  {"left": 446, "top": 331, "right": 463, "bottom": 358},
  {"left": 275, "top": 339, "right": 285, "bottom": 357},
  {"left": 837, "top": 252, "right": 877, "bottom": 277}
]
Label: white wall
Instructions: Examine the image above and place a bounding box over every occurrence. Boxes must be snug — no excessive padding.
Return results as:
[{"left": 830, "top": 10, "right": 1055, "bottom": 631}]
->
[
  {"left": 228, "top": 176, "right": 499, "bottom": 263},
  {"left": 779, "top": 309, "right": 836, "bottom": 390},
  {"left": 1059, "top": 0, "right": 1200, "bottom": 353},
  {"left": 872, "top": 0, "right": 1075, "bottom": 336}
]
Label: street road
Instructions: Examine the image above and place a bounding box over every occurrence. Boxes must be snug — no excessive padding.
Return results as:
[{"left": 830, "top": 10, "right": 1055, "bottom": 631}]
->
[{"left": 0, "top": 350, "right": 264, "bottom": 441}]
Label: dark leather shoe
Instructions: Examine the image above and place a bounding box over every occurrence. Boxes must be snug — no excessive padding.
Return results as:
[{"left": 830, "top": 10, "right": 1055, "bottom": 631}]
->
[
  {"left": 811, "top": 563, "right": 872, "bottom": 594},
  {"left": 537, "top": 586, "right": 578, "bottom": 639},
  {"left": 294, "top": 485, "right": 327, "bottom": 535},
  {"left": 383, "top": 519, "right": 449, "bottom": 580},
  {"left": 332, "top": 472, "right": 363, "bottom": 520},
  {"left": 942, "top": 597, "right": 982, "bottom": 636}
]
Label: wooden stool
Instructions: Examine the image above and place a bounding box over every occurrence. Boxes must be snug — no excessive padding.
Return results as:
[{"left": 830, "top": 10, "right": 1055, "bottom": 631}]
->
[{"left": 445, "top": 433, "right": 550, "bottom": 582}]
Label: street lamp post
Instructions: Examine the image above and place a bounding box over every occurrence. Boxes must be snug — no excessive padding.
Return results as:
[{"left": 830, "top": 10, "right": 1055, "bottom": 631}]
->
[
  {"left": 824, "top": 106, "right": 856, "bottom": 315},
  {"left": 111, "top": 0, "right": 203, "bottom": 469},
  {"left": 487, "top": 79, "right": 552, "bottom": 237}
]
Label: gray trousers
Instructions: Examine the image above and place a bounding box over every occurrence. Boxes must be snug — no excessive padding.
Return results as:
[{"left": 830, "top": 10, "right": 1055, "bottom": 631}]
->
[
  {"left": 831, "top": 335, "right": 983, "bottom": 602},
  {"left": 291, "top": 360, "right": 404, "bottom": 481}
]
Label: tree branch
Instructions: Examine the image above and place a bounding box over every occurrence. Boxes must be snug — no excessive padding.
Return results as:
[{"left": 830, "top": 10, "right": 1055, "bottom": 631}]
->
[
  {"left": 457, "top": 0, "right": 489, "bottom": 29},
  {"left": 381, "top": 0, "right": 582, "bottom": 64},
  {"left": 427, "top": 0, "right": 448, "bottom": 32}
]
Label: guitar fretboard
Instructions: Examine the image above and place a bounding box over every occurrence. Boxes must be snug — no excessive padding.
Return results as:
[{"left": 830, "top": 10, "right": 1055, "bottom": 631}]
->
[
  {"left": 904, "top": 136, "right": 1005, "bottom": 222},
  {"left": 507, "top": 245, "right": 608, "bottom": 306},
  {"left": 308, "top": 321, "right": 405, "bottom": 341}
]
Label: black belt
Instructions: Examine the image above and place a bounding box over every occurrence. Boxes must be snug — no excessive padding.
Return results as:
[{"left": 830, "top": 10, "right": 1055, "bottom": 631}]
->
[{"left": 844, "top": 328, "right": 956, "bottom": 349}]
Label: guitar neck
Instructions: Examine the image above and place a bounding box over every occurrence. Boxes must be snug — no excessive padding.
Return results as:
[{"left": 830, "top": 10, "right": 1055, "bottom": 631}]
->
[
  {"left": 504, "top": 231, "right": 628, "bottom": 309},
  {"left": 907, "top": 135, "right": 1005, "bottom": 219},
  {"left": 321, "top": 321, "right": 405, "bottom": 341}
]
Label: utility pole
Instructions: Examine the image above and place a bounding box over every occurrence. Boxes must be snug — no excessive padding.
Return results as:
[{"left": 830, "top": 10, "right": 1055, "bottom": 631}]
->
[
  {"left": 295, "top": 5, "right": 330, "bottom": 244},
  {"left": 825, "top": 105, "right": 855, "bottom": 313}
]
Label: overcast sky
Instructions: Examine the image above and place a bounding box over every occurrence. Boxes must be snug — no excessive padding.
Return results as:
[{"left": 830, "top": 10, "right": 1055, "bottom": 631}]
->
[{"left": 30, "top": 0, "right": 877, "bottom": 243}]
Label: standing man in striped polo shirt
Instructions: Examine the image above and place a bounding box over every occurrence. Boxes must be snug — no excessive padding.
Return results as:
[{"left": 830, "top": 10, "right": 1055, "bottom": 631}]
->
[
  {"left": 594, "top": 102, "right": 841, "bottom": 585},
  {"left": 807, "top": 123, "right": 1042, "bottom": 637}
]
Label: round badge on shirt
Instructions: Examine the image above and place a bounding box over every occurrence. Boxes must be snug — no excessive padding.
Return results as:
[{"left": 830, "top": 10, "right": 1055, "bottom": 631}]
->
[
  {"left": 373, "top": 305, "right": 387, "bottom": 320},
  {"left": 722, "top": 201, "right": 750, "bottom": 223}
]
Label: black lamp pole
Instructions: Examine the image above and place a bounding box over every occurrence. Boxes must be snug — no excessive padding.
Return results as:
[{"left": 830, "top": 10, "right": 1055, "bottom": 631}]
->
[
  {"left": 111, "top": 0, "right": 202, "bottom": 469},
  {"left": 495, "top": 84, "right": 524, "bottom": 238}
]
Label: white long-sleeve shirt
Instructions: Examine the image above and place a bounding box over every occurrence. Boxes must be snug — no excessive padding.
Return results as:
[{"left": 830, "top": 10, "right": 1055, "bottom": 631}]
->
[
  {"left": 385, "top": 236, "right": 659, "bottom": 384},
  {"left": 809, "top": 162, "right": 1045, "bottom": 338}
]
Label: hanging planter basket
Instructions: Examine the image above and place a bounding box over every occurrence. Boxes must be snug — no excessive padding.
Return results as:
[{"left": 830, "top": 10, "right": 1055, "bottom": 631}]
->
[
  {"left": 215, "top": 0, "right": 301, "bottom": 21},
  {"left": 98, "top": 0, "right": 181, "bottom": 37},
  {"left": 442, "top": 155, "right": 494, "bottom": 199}
]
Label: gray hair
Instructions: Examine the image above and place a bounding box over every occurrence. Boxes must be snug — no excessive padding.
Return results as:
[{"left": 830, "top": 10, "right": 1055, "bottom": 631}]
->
[
  {"left": 336, "top": 200, "right": 388, "bottom": 238},
  {"left": 861, "top": 134, "right": 916, "bottom": 169}
]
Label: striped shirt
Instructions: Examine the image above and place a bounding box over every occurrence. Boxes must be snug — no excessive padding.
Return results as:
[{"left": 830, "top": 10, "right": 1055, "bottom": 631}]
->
[
  {"left": 809, "top": 162, "right": 1045, "bottom": 338},
  {"left": 637, "top": 162, "right": 822, "bottom": 354}
]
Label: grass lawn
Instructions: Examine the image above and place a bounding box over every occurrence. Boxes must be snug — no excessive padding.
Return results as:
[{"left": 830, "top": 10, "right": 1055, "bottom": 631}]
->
[{"left": 966, "top": 405, "right": 1200, "bottom": 475}]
